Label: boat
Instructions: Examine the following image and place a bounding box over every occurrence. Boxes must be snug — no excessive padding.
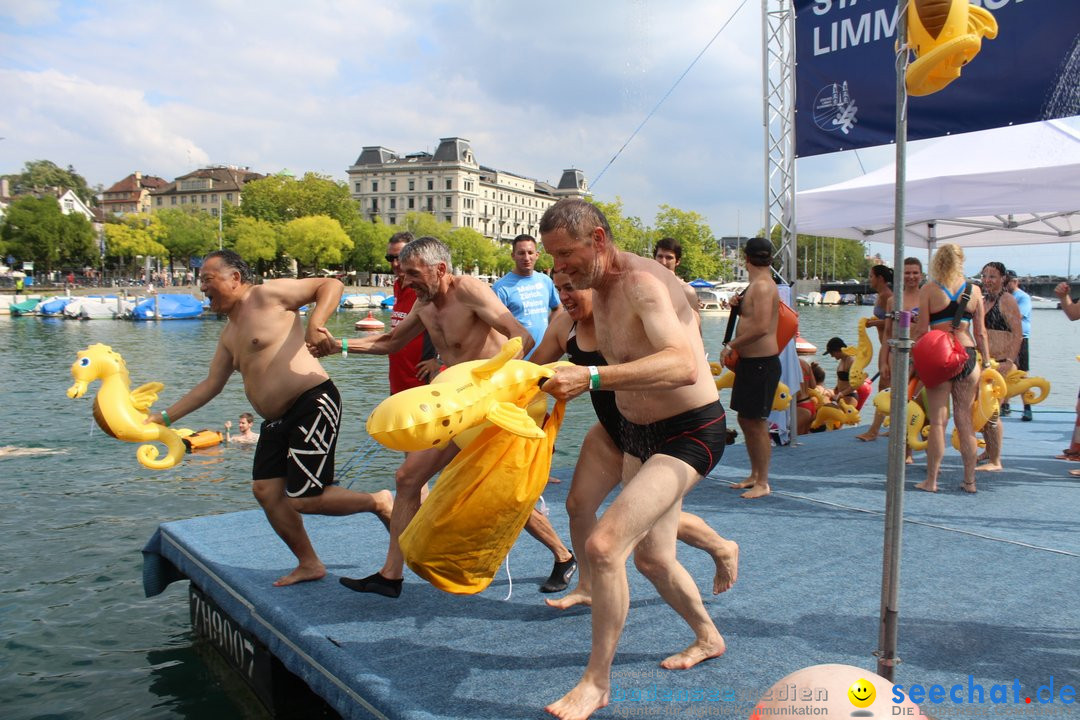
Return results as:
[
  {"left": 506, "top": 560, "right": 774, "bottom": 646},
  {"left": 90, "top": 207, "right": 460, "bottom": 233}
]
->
[
  {"left": 1029, "top": 295, "right": 1059, "bottom": 310},
  {"left": 694, "top": 288, "right": 732, "bottom": 315},
  {"left": 821, "top": 290, "right": 842, "bottom": 305},
  {"left": 341, "top": 294, "right": 371, "bottom": 309},
  {"left": 369, "top": 293, "right": 387, "bottom": 307},
  {"left": 840, "top": 293, "right": 857, "bottom": 305},
  {"left": 795, "top": 332, "right": 818, "bottom": 354},
  {"left": 38, "top": 297, "right": 76, "bottom": 316},
  {"left": 9, "top": 297, "right": 44, "bottom": 315},
  {"left": 380, "top": 296, "right": 396, "bottom": 308},
  {"left": 859, "top": 293, "right": 878, "bottom": 306},
  {"left": 78, "top": 298, "right": 133, "bottom": 319},
  {"left": 129, "top": 294, "right": 204, "bottom": 320},
  {"left": 355, "top": 311, "right": 385, "bottom": 331}
]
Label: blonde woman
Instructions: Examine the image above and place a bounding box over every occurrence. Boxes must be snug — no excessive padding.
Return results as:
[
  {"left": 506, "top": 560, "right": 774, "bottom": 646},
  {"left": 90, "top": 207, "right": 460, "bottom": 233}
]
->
[{"left": 912, "top": 244, "right": 991, "bottom": 493}]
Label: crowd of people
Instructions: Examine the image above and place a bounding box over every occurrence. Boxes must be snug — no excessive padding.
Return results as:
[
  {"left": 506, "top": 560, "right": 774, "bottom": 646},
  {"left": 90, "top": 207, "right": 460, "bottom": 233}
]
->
[{"left": 144, "top": 198, "right": 1076, "bottom": 720}]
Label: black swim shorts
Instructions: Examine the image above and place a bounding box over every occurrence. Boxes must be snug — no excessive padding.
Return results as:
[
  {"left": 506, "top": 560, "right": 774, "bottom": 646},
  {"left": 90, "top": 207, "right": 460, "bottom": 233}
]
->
[
  {"left": 730, "top": 355, "right": 782, "bottom": 420},
  {"left": 252, "top": 379, "right": 341, "bottom": 498},
  {"left": 618, "top": 401, "right": 727, "bottom": 477},
  {"left": 952, "top": 347, "right": 978, "bottom": 382}
]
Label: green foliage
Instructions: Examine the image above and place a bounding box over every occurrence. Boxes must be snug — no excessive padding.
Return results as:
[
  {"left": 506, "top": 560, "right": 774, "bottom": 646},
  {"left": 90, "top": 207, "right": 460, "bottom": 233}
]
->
[
  {"left": 227, "top": 217, "right": 280, "bottom": 264},
  {"left": 788, "top": 229, "right": 870, "bottom": 281},
  {"left": 5, "top": 160, "right": 95, "bottom": 205},
  {"left": 593, "top": 198, "right": 650, "bottom": 256},
  {"left": 155, "top": 209, "right": 219, "bottom": 265},
  {"left": 446, "top": 227, "right": 497, "bottom": 273},
  {"left": 103, "top": 215, "right": 168, "bottom": 272},
  {"left": 401, "top": 212, "right": 452, "bottom": 241},
  {"left": 346, "top": 218, "right": 394, "bottom": 272},
  {"left": 280, "top": 215, "right": 353, "bottom": 272},
  {"left": 238, "top": 173, "right": 359, "bottom": 229},
  {"left": 653, "top": 204, "right": 732, "bottom": 281},
  {"left": 0, "top": 195, "right": 96, "bottom": 273}
]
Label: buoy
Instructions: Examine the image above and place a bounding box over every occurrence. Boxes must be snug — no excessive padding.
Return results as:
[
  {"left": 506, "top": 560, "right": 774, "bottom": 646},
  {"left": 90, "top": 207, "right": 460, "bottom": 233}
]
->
[
  {"left": 355, "top": 311, "right": 384, "bottom": 332},
  {"left": 795, "top": 332, "right": 817, "bottom": 355}
]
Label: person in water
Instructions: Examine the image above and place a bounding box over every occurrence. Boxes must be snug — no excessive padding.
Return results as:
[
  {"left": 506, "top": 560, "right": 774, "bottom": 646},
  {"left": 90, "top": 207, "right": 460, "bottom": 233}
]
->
[
  {"left": 147, "top": 250, "right": 393, "bottom": 587},
  {"left": 225, "top": 412, "right": 260, "bottom": 444},
  {"left": 539, "top": 199, "right": 728, "bottom": 720}
]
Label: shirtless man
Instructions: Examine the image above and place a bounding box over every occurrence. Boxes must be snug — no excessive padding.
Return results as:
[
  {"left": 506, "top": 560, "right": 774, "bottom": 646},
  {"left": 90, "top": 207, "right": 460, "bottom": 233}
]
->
[
  {"left": 147, "top": 250, "right": 392, "bottom": 587},
  {"left": 539, "top": 199, "right": 728, "bottom": 720},
  {"left": 531, "top": 272, "right": 738, "bottom": 612},
  {"left": 723, "top": 237, "right": 780, "bottom": 500},
  {"left": 654, "top": 236, "right": 703, "bottom": 321},
  {"left": 858, "top": 258, "right": 922, "bottom": 444},
  {"left": 312, "top": 237, "right": 573, "bottom": 598},
  {"left": 225, "top": 412, "right": 260, "bottom": 444}
]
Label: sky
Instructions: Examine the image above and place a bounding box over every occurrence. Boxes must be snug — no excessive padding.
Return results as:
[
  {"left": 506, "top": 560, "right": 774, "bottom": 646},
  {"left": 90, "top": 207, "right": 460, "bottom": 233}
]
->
[{"left": 1, "top": 0, "right": 1077, "bottom": 277}]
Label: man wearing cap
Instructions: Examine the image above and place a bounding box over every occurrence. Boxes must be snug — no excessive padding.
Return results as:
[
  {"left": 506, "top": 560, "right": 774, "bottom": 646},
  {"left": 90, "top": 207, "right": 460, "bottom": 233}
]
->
[
  {"left": 1004, "top": 270, "right": 1032, "bottom": 421},
  {"left": 722, "top": 237, "right": 780, "bottom": 500}
]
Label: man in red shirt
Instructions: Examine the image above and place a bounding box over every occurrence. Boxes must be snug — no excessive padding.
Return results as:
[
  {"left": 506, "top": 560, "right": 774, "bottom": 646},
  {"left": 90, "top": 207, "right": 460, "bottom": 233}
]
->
[{"left": 385, "top": 232, "right": 438, "bottom": 392}]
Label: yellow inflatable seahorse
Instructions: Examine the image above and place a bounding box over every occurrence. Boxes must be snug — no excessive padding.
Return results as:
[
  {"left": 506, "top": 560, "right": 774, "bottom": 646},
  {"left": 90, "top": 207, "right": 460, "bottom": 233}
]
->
[
  {"left": 67, "top": 343, "right": 187, "bottom": 470},
  {"left": 711, "top": 364, "right": 789, "bottom": 411},
  {"left": 906, "top": 0, "right": 998, "bottom": 97},
  {"left": 1001, "top": 368, "right": 1050, "bottom": 406},
  {"left": 843, "top": 317, "right": 874, "bottom": 388},
  {"left": 811, "top": 397, "right": 860, "bottom": 431},
  {"left": 871, "top": 388, "right": 930, "bottom": 451},
  {"left": 952, "top": 367, "right": 1007, "bottom": 450},
  {"left": 367, "top": 337, "right": 555, "bottom": 452}
]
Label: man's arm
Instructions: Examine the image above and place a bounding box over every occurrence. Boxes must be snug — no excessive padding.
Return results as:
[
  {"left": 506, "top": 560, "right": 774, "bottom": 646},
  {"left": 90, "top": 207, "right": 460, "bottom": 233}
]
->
[
  {"left": 147, "top": 341, "right": 234, "bottom": 425},
  {"left": 726, "top": 283, "right": 774, "bottom": 352},
  {"left": 460, "top": 277, "right": 535, "bottom": 356},
  {"left": 259, "top": 277, "right": 344, "bottom": 356},
  {"left": 1055, "top": 282, "right": 1080, "bottom": 321}
]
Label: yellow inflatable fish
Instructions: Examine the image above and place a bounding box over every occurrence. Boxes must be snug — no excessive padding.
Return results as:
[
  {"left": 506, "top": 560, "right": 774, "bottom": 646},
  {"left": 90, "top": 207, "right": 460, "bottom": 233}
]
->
[
  {"left": 842, "top": 317, "right": 873, "bottom": 388},
  {"left": 67, "top": 343, "right": 187, "bottom": 470},
  {"left": 906, "top": 0, "right": 998, "bottom": 96},
  {"left": 366, "top": 337, "right": 553, "bottom": 452}
]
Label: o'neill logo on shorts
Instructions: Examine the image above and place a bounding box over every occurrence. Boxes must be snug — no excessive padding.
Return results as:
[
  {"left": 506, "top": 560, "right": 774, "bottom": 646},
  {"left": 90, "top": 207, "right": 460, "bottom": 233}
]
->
[{"left": 812, "top": 81, "right": 859, "bottom": 135}]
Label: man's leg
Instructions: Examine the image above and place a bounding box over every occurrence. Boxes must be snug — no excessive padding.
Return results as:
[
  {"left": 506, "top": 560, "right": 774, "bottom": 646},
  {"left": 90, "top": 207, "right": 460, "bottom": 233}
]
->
[
  {"left": 546, "top": 455, "right": 715, "bottom": 720},
  {"left": 733, "top": 415, "right": 771, "bottom": 498},
  {"left": 252, "top": 477, "right": 325, "bottom": 587},
  {"left": 547, "top": 423, "right": 622, "bottom": 610},
  {"left": 340, "top": 443, "right": 459, "bottom": 597},
  {"left": 523, "top": 510, "right": 577, "bottom": 593},
  {"left": 676, "top": 513, "right": 739, "bottom": 594},
  {"left": 295, "top": 485, "right": 393, "bottom": 527}
]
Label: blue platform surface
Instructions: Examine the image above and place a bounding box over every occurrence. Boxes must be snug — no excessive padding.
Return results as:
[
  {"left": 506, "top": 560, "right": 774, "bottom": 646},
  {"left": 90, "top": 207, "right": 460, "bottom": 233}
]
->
[{"left": 144, "top": 413, "right": 1080, "bottom": 719}]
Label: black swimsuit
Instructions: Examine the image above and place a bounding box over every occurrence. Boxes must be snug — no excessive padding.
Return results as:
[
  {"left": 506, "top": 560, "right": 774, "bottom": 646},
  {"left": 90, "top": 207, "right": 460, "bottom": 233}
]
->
[
  {"left": 983, "top": 295, "right": 1012, "bottom": 332},
  {"left": 565, "top": 325, "right": 623, "bottom": 450}
]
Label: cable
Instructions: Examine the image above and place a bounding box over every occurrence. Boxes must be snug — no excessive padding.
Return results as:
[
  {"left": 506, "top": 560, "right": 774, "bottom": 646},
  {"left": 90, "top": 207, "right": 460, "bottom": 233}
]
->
[{"left": 591, "top": 0, "right": 750, "bottom": 188}]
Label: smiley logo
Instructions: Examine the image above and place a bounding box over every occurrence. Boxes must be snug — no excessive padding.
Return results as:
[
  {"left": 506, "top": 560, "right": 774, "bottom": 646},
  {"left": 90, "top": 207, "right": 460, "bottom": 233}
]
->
[{"left": 848, "top": 678, "right": 876, "bottom": 708}]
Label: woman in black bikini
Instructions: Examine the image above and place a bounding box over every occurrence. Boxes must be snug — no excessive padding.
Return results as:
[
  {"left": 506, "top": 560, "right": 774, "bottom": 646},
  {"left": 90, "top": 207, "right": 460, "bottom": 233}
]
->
[
  {"left": 977, "top": 262, "right": 1023, "bottom": 472},
  {"left": 912, "top": 244, "right": 991, "bottom": 493}
]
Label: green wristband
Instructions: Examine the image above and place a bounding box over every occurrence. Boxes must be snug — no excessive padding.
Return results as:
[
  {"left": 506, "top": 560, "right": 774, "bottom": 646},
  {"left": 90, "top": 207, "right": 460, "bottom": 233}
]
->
[
  {"left": 341, "top": 340, "right": 348, "bottom": 358},
  {"left": 588, "top": 365, "right": 601, "bottom": 391},
  {"left": 161, "top": 409, "right": 172, "bottom": 427}
]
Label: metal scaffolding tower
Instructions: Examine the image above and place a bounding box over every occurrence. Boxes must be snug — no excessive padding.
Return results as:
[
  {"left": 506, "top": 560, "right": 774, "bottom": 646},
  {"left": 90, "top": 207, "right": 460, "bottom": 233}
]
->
[{"left": 762, "top": 0, "right": 797, "bottom": 284}]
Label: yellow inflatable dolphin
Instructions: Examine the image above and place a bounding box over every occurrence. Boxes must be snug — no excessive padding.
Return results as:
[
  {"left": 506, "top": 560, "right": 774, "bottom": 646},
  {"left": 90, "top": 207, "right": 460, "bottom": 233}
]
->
[
  {"left": 843, "top": 317, "right": 874, "bottom": 388},
  {"left": 366, "top": 337, "right": 554, "bottom": 452},
  {"left": 906, "top": 0, "right": 998, "bottom": 96},
  {"left": 67, "top": 343, "right": 187, "bottom": 470}
]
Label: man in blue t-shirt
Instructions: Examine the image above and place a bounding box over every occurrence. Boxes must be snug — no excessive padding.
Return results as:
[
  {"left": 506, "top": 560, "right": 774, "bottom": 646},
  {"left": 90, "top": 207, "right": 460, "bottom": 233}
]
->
[
  {"left": 493, "top": 234, "right": 561, "bottom": 359},
  {"left": 1004, "top": 270, "right": 1033, "bottom": 420}
]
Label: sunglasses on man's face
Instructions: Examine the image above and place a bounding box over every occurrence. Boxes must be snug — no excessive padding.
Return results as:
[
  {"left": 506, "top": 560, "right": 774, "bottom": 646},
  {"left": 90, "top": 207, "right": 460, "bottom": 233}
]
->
[{"left": 385, "top": 254, "right": 399, "bottom": 263}]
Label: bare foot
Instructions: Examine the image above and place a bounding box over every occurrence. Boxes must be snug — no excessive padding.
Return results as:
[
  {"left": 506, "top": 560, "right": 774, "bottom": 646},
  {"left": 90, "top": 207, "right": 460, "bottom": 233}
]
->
[
  {"left": 740, "top": 484, "right": 771, "bottom": 499},
  {"left": 855, "top": 432, "right": 878, "bottom": 442},
  {"left": 660, "top": 635, "right": 726, "bottom": 670},
  {"left": 545, "top": 680, "right": 609, "bottom": 720},
  {"left": 976, "top": 453, "right": 989, "bottom": 463},
  {"left": 905, "top": 454, "right": 914, "bottom": 465},
  {"left": 273, "top": 563, "right": 326, "bottom": 587},
  {"left": 711, "top": 540, "right": 739, "bottom": 594},
  {"left": 729, "top": 478, "right": 755, "bottom": 489},
  {"left": 372, "top": 489, "right": 393, "bottom": 530},
  {"left": 961, "top": 480, "right": 977, "bottom": 494},
  {"left": 975, "top": 462, "right": 1003, "bottom": 472},
  {"left": 547, "top": 475, "right": 562, "bottom": 484},
  {"left": 913, "top": 481, "right": 937, "bottom": 493},
  {"left": 545, "top": 588, "right": 592, "bottom": 610}
]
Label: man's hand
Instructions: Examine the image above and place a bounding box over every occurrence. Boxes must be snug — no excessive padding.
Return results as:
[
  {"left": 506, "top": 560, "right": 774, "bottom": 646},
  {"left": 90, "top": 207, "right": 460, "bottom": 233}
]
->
[
  {"left": 541, "top": 364, "right": 591, "bottom": 402},
  {"left": 719, "top": 345, "right": 736, "bottom": 365},
  {"left": 416, "top": 357, "right": 442, "bottom": 382},
  {"left": 225, "top": 420, "right": 232, "bottom": 430},
  {"left": 307, "top": 327, "right": 339, "bottom": 358},
  {"left": 1054, "top": 282, "right": 1070, "bottom": 300}
]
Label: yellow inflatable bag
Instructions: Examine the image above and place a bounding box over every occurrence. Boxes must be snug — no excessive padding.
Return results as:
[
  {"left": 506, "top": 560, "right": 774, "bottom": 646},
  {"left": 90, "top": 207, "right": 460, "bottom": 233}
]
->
[{"left": 399, "top": 400, "right": 566, "bottom": 595}]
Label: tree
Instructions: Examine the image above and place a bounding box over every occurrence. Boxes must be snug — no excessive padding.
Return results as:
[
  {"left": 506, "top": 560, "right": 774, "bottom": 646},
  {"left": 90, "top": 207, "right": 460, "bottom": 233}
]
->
[
  {"left": 57, "top": 213, "right": 98, "bottom": 270},
  {"left": 280, "top": 215, "right": 353, "bottom": 273},
  {"left": 238, "top": 172, "right": 360, "bottom": 229},
  {"left": 446, "top": 227, "right": 497, "bottom": 273},
  {"left": 401, "top": 212, "right": 452, "bottom": 241},
  {"left": 0, "top": 195, "right": 97, "bottom": 274},
  {"left": 345, "top": 218, "right": 394, "bottom": 272},
  {"left": 226, "top": 217, "right": 280, "bottom": 267},
  {"left": 156, "top": 209, "right": 219, "bottom": 273},
  {"left": 787, "top": 230, "right": 869, "bottom": 281},
  {"left": 103, "top": 216, "right": 168, "bottom": 274},
  {"left": 654, "top": 204, "right": 732, "bottom": 281},
  {"left": 5, "top": 160, "right": 95, "bottom": 205},
  {"left": 593, "top": 198, "right": 650, "bottom": 256}
]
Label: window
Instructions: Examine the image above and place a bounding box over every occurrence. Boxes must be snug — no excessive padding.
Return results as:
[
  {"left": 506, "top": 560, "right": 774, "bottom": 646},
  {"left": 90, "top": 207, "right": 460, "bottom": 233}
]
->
[
  {"left": 408, "top": 179, "right": 415, "bottom": 191},
  {"left": 444, "top": 196, "right": 452, "bottom": 208},
  {"left": 371, "top": 199, "right": 379, "bottom": 211},
  {"left": 426, "top": 197, "right": 434, "bottom": 211},
  {"left": 389, "top": 215, "right": 396, "bottom": 225},
  {"left": 211, "top": 208, "right": 219, "bottom": 217},
  {"left": 445, "top": 179, "right": 452, "bottom": 190},
  {"left": 211, "top": 194, "right": 218, "bottom": 203},
  {"left": 171, "top": 197, "right": 177, "bottom": 205},
  {"left": 156, "top": 197, "right": 162, "bottom": 206},
  {"left": 181, "top": 196, "right": 187, "bottom": 204},
  {"left": 200, "top": 194, "right": 207, "bottom": 204},
  {"left": 355, "top": 183, "right": 362, "bottom": 193},
  {"left": 390, "top": 180, "right": 396, "bottom": 192},
  {"left": 427, "top": 179, "right": 434, "bottom": 191},
  {"left": 444, "top": 215, "right": 452, "bottom": 223},
  {"left": 372, "top": 180, "right": 379, "bottom": 192},
  {"left": 226, "top": 193, "right": 234, "bottom": 202},
  {"left": 408, "top": 198, "right": 415, "bottom": 210},
  {"left": 390, "top": 198, "right": 397, "bottom": 210}
]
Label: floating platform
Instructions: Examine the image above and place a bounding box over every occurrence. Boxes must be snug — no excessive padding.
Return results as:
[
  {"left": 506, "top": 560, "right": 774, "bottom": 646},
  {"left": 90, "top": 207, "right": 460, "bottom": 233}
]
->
[{"left": 143, "top": 411, "right": 1080, "bottom": 718}]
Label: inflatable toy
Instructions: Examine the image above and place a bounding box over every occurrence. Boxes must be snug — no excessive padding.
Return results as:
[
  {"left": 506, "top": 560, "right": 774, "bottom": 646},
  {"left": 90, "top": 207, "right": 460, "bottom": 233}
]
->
[
  {"left": 67, "top": 343, "right": 186, "bottom": 470},
  {"left": 871, "top": 388, "right": 930, "bottom": 451},
  {"left": 399, "top": 400, "right": 567, "bottom": 594},
  {"left": 952, "top": 366, "right": 1006, "bottom": 450},
  {"left": 711, "top": 364, "right": 790, "bottom": 411},
  {"left": 179, "top": 429, "right": 224, "bottom": 451},
  {"left": 794, "top": 332, "right": 817, "bottom": 355},
  {"left": 751, "top": 663, "right": 923, "bottom": 719},
  {"left": 810, "top": 397, "right": 860, "bottom": 431},
  {"left": 906, "top": 0, "right": 998, "bottom": 97},
  {"left": 842, "top": 317, "right": 874, "bottom": 388},
  {"left": 452, "top": 394, "right": 548, "bottom": 449},
  {"left": 1000, "top": 367, "right": 1050, "bottom": 405},
  {"left": 366, "top": 337, "right": 554, "bottom": 452}
]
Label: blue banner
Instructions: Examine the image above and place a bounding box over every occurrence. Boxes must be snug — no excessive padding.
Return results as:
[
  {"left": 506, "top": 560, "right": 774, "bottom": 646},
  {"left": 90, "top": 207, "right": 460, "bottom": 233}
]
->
[{"left": 795, "top": 0, "right": 1080, "bottom": 157}]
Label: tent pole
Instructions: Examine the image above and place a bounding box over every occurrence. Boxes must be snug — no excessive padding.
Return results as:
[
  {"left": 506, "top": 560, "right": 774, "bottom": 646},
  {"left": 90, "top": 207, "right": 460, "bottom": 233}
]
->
[{"left": 878, "top": 0, "right": 910, "bottom": 683}]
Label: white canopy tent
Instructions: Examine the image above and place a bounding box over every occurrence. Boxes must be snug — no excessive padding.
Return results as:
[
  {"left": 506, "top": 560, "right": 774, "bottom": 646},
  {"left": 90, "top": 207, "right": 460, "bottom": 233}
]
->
[{"left": 796, "top": 120, "right": 1080, "bottom": 248}]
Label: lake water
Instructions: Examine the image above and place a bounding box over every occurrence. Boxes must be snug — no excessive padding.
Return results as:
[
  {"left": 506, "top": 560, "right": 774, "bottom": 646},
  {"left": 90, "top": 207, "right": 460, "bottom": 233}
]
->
[{"left": 1, "top": 304, "right": 1077, "bottom": 719}]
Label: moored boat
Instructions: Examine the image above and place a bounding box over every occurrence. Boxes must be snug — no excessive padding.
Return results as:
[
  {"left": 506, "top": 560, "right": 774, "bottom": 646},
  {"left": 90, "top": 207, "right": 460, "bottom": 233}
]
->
[{"left": 129, "top": 294, "right": 204, "bottom": 320}]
